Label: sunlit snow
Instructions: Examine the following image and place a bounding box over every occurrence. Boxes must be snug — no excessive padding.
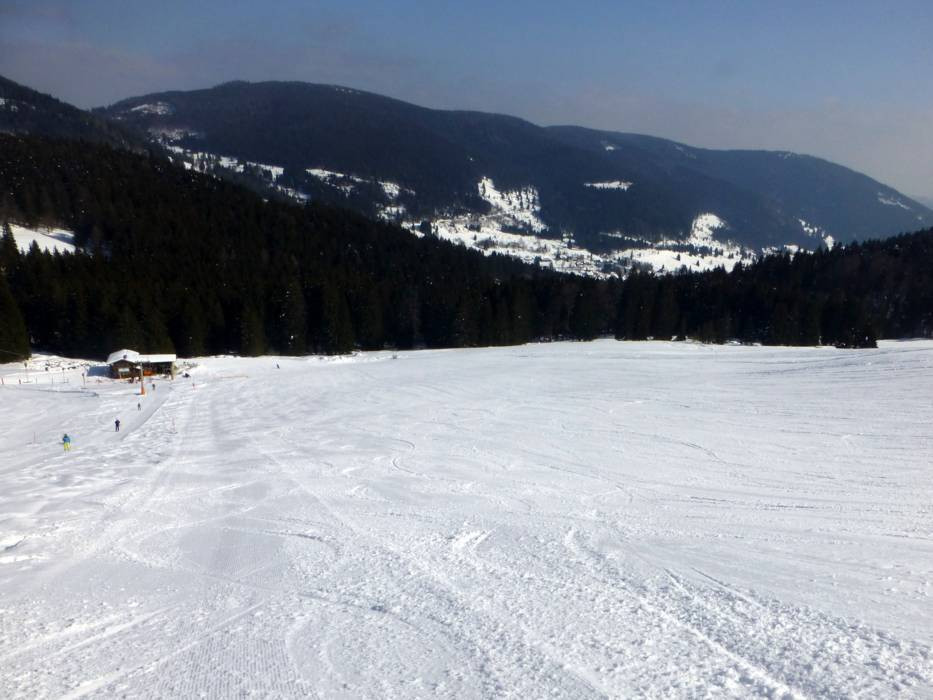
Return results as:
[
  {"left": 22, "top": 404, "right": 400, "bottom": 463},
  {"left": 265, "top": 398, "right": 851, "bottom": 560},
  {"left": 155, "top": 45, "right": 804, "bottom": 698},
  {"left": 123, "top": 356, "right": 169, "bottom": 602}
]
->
[
  {"left": 409, "top": 219, "right": 609, "bottom": 276},
  {"left": 415, "top": 210, "right": 750, "bottom": 278},
  {"left": 615, "top": 213, "right": 750, "bottom": 274},
  {"left": 8, "top": 223, "right": 76, "bottom": 254},
  {"left": 799, "top": 218, "right": 835, "bottom": 249},
  {"left": 1, "top": 340, "right": 931, "bottom": 697},
  {"left": 477, "top": 177, "right": 547, "bottom": 233},
  {"left": 306, "top": 168, "right": 412, "bottom": 210}
]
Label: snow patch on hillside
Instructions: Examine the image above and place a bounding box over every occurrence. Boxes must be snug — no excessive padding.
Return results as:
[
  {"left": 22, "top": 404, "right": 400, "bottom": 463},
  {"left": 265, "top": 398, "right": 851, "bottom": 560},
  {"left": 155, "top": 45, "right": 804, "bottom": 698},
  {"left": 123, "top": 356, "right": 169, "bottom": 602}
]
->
[
  {"left": 408, "top": 219, "right": 613, "bottom": 276},
  {"left": 8, "top": 223, "right": 76, "bottom": 254},
  {"left": 402, "top": 177, "right": 619, "bottom": 274},
  {"left": 167, "top": 145, "right": 314, "bottom": 205},
  {"left": 799, "top": 218, "right": 820, "bottom": 237},
  {"left": 477, "top": 177, "right": 546, "bottom": 233},
  {"left": 617, "top": 245, "right": 750, "bottom": 274},
  {"left": 687, "top": 213, "right": 725, "bottom": 244},
  {"left": 277, "top": 186, "right": 310, "bottom": 202},
  {"left": 379, "top": 181, "right": 403, "bottom": 199},
  {"left": 307, "top": 168, "right": 411, "bottom": 198},
  {"left": 306, "top": 168, "right": 413, "bottom": 219},
  {"left": 162, "top": 144, "right": 289, "bottom": 189},
  {"left": 613, "top": 214, "right": 750, "bottom": 274},
  {"left": 584, "top": 181, "right": 632, "bottom": 191},
  {"left": 306, "top": 167, "right": 358, "bottom": 194},
  {"left": 149, "top": 126, "right": 200, "bottom": 141},
  {"left": 407, "top": 210, "right": 752, "bottom": 278},
  {"left": 128, "top": 102, "right": 173, "bottom": 116},
  {"left": 877, "top": 193, "right": 911, "bottom": 210},
  {"left": 799, "top": 219, "right": 835, "bottom": 249}
]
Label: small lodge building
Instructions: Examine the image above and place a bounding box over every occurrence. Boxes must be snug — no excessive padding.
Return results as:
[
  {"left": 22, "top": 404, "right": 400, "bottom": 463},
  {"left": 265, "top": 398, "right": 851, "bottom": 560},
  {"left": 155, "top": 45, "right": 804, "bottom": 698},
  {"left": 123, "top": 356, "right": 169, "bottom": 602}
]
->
[{"left": 107, "top": 349, "right": 176, "bottom": 380}]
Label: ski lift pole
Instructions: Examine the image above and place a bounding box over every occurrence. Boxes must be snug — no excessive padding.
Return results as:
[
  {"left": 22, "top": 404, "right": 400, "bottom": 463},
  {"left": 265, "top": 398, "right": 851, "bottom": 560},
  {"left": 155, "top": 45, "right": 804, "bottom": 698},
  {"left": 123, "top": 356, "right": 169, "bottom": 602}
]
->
[{"left": 139, "top": 365, "right": 146, "bottom": 395}]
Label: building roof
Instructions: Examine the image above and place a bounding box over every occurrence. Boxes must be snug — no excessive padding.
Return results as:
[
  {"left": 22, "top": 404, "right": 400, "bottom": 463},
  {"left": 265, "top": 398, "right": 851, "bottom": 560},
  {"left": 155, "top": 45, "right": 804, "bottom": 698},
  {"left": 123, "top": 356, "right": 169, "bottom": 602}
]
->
[{"left": 106, "top": 349, "right": 177, "bottom": 365}]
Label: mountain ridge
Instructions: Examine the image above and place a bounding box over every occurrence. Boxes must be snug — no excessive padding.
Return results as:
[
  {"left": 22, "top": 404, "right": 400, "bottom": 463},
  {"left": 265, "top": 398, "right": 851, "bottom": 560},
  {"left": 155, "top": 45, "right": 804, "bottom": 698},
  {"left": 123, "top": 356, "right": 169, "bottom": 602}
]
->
[
  {"left": 3, "top": 72, "right": 927, "bottom": 278},
  {"left": 92, "top": 79, "right": 930, "bottom": 276},
  {"left": 0, "top": 74, "right": 148, "bottom": 151}
]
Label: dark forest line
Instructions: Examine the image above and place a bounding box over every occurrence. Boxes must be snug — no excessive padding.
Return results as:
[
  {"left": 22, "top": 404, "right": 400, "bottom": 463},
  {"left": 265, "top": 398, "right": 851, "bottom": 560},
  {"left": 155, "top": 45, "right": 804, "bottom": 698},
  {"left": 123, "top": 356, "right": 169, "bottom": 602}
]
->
[{"left": 1, "top": 135, "right": 931, "bottom": 363}]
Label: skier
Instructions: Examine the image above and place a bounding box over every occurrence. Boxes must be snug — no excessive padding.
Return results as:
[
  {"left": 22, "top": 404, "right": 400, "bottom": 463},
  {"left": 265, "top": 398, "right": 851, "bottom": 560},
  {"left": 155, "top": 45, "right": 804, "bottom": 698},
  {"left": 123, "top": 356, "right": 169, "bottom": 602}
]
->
[
  {"left": 115, "top": 418, "right": 121, "bottom": 432},
  {"left": 137, "top": 402, "right": 141, "bottom": 411},
  {"left": 62, "top": 433, "right": 71, "bottom": 451}
]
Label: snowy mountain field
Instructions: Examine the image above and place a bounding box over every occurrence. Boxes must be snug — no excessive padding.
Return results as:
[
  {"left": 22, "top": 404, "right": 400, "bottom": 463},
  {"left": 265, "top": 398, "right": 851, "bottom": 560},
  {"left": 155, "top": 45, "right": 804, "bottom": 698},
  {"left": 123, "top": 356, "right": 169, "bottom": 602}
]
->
[{"left": 1, "top": 340, "right": 931, "bottom": 697}]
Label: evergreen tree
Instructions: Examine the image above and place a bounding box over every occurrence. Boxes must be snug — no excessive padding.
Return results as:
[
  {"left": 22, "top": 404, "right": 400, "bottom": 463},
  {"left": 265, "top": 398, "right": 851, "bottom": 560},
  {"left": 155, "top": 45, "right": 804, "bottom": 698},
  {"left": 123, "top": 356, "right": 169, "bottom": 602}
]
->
[
  {"left": 0, "top": 222, "right": 19, "bottom": 274},
  {"left": 652, "top": 284, "right": 679, "bottom": 340},
  {"left": 239, "top": 304, "right": 267, "bottom": 356},
  {"left": 0, "top": 272, "right": 30, "bottom": 360},
  {"left": 320, "top": 285, "right": 355, "bottom": 354}
]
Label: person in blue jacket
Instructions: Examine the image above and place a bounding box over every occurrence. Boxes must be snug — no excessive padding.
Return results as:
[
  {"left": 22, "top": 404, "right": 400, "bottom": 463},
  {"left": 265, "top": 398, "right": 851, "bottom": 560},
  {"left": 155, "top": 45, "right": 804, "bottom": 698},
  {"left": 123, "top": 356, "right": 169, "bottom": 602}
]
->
[{"left": 62, "top": 434, "right": 72, "bottom": 451}]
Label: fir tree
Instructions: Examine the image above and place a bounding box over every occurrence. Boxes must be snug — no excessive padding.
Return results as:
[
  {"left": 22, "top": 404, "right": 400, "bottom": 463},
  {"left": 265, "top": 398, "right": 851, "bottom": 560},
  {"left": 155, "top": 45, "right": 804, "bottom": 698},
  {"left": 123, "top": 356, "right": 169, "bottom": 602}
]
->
[{"left": 0, "top": 272, "right": 30, "bottom": 360}]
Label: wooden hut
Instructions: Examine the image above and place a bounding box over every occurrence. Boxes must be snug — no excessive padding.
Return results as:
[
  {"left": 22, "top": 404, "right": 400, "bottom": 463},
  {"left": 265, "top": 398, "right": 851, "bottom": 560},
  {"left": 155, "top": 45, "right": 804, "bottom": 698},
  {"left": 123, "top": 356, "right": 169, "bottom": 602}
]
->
[{"left": 107, "top": 349, "right": 176, "bottom": 379}]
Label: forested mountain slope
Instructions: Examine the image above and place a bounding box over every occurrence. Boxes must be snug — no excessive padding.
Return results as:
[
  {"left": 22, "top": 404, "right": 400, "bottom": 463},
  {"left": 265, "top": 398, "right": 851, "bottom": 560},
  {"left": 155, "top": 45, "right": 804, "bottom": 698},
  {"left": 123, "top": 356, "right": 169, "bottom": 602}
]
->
[
  {"left": 0, "top": 134, "right": 612, "bottom": 360},
  {"left": 1, "top": 97, "right": 931, "bottom": 362},
  {"left": 98, "top": 80, "right": 931, "bottom": 269},
  {"left": 0, "top": 75, "right": 146, "bottom": 152}
]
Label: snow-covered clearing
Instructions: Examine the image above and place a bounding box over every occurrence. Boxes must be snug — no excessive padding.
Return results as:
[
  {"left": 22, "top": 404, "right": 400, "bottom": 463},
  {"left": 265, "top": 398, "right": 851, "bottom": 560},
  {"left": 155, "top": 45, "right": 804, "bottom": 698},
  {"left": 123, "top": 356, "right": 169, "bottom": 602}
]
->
[
  {"left": 128, "top": 102, "right": 173, "bottom": 116},
  {"left": 584, "top": 181, "right": 632, "bottom": 191},
  {"left": 477, "top": 177, "right": 546, "bottom": 233},
  {"left": 1, "top": 340, "right": 931, "bottom": 698},
  {"left": 614, "top": 214, "right": 752, "bottom": 274},
  {"left": 878, "top": 193, "right": 912, "bottom": 210},
  {"left": 412, "top": 219, "right": 611, "bottom": 277},
  {"left": 8, "top": 223, "right": 76, "bottom": 254}
]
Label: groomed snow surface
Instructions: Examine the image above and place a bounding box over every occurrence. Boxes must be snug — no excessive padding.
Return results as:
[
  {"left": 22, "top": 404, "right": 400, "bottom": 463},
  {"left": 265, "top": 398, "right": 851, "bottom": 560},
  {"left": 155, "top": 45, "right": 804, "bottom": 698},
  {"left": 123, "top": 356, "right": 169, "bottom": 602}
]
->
[{"left": 1, "top": 341, "right": 932, "bottom": 698}]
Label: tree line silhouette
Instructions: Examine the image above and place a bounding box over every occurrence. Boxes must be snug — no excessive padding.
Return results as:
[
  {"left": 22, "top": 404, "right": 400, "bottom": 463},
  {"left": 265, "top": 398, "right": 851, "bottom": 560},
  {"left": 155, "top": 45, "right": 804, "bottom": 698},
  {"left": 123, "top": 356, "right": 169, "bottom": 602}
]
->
[{"left": 1, "top": 135, "right": 931, "bottom": 362}]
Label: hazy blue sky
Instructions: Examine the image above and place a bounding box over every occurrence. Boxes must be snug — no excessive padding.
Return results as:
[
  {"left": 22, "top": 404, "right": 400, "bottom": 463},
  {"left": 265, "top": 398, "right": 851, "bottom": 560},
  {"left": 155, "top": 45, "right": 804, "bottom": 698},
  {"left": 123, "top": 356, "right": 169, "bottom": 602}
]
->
[{"left": 1, "top": 0, "right": 931, "bottom": 195}]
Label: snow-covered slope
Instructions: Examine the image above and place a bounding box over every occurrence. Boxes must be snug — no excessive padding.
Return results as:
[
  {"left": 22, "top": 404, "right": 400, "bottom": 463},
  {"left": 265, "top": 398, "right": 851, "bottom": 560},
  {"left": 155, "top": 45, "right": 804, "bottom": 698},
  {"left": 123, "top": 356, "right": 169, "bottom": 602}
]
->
[
  {"left": 2, "top": 341, "right": 932, "bottom": 697},
  {"left": 418, "top": 208, "right": 755, "bottom": 277},
  {"left": 614, "top": 213, "right": 754, "bottom": 274},
  {"left": 8, "top": 223, "right": 76, "bottom": 254}
]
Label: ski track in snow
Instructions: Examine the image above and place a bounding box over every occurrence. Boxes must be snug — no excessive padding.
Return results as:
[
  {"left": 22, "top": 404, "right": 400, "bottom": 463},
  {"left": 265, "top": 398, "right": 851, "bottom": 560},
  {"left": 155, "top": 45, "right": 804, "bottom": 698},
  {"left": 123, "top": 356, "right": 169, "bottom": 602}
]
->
[{"left": 1, "top": 340, "right": 932, "bottom": 698}]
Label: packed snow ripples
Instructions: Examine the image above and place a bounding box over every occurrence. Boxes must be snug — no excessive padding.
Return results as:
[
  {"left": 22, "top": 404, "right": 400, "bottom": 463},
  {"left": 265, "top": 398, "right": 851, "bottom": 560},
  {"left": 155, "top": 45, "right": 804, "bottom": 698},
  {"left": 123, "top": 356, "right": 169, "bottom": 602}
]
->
[{"left": 1, "top": 340, "right": 932, "bottom": 697}]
